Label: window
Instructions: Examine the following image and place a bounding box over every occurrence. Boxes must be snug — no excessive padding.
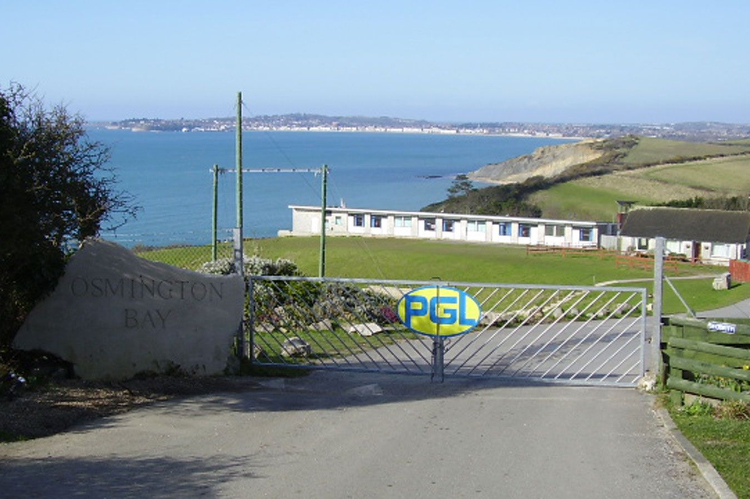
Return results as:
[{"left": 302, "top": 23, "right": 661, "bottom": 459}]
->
[
  {"left": 498, "top": 222, "right": 511, "bottom": 236},
  {"left": 519, "top": 224, "right": 532, "bottom": 238},
  {"left": 666, "top": 240, "right": 681, "bottom": 254},
  {"left": 545, "top": 225, "right": 563, "bottom": 237},
  {"left": 637, "top": 238, "right": 649, "bottom": 250},
  {"left": 579, "top": 228, "right": 593, "bottom": 242},
  {"left": 395, "top": 216, "right": 412, "bottom": 228},
  {"left": 712, "top": 243, "right": 732, "bottom": 258},
  {"left": 371, "top": 215, "right": 383, "bottom": 228},
  {"left": 443, "top": 220, "right": 454, "bottom": 232},
  {"left": 423, "top": 218, "right": 436, "bottom": 231},
  {"left": 467, "top": 220, "right": 486, "bottom": 232},
  {"left": 353, "top": 214, "right": 364, "bottom": 227},
  {"left": 334, "top": 216, "right": 343, "bottom": 226}
]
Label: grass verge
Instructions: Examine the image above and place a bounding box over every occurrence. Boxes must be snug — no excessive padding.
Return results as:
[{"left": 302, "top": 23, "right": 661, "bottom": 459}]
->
[{"left": 669, "top": 406, "right": 750, "bottom": 498}]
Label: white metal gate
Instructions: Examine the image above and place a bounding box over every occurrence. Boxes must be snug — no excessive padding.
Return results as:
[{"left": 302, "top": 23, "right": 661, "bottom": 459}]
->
[{"left": 247, "top": 277, "right": 647, "bottom": 386}]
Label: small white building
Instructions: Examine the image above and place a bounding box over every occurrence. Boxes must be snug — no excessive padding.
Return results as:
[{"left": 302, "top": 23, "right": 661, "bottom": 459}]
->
[
  {"left": 619, "top": 207, "right": 750, "bottom": 265},
  {"left": 285, "top": 205, "right": 616, "bottom": 248}
]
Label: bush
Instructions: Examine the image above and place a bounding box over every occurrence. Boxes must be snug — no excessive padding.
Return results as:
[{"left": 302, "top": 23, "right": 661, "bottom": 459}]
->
[
  {"left": 198, "top": 255, "right": 301, "bottom": 277},
  {"left": 0, "top": 83, "right": 135, "bottom": 351}
]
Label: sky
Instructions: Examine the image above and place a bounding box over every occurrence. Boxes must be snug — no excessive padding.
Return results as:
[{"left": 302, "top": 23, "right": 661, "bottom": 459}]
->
[{"left": 2, "top": 0, "right": 749, "bottom": 124}]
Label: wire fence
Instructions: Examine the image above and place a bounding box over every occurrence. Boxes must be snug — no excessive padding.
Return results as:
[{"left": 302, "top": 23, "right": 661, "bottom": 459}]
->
[{"left": 102, "top": 228, "right": 236, "bottom": 271}]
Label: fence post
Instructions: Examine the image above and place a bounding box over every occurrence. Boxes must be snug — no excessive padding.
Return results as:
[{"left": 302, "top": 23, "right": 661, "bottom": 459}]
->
[
  {"left": 245, "top": 276, "right": 254, "bottom": 363},
  {"left": 234, "top": 228, "right": 247, "bottom": 361},
  {"left": 653, "top": 236, "right": 665, "bottom": 377}
]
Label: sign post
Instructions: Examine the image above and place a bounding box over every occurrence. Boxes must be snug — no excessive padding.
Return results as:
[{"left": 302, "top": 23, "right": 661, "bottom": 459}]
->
[{"left": 397, "top": 285, "right": 482, "bottom": 382}]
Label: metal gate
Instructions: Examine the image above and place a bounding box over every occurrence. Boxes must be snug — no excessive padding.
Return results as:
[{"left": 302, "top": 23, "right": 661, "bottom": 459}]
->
[{"left": 247, "top": 277, "right": 647, "bottom": 386}]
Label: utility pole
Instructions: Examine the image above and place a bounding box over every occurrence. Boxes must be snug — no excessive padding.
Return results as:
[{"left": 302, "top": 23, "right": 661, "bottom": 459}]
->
[
  {"left": 319, "top": 165, "right": 328, "bottom": 277},
  {"left": 235, "top": 92, "right": 244, "bottom": 275},
  {"left": 212, "top": 164, "right": 219, "bottom": 261}
]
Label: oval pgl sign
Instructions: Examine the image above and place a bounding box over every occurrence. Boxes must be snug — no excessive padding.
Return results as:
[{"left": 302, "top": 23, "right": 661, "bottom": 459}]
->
[{"left": 397, "top": 286, "right": 482, "bottom": 337}]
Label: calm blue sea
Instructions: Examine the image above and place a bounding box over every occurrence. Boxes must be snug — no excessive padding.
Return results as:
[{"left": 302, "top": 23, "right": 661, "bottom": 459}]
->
[{"left": 88, "top": 129, "right": 572, "bottom": 246}]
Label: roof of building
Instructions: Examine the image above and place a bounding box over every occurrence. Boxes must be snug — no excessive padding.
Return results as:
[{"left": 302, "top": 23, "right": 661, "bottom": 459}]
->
[{"left": 620, "top": 207, "right": 750, "bottom": 243}]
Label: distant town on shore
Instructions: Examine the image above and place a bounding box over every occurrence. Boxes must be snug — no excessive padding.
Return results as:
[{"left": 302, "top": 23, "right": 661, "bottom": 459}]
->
[{"left": 95, "top": 114, "right": 750, "bottom": 142}]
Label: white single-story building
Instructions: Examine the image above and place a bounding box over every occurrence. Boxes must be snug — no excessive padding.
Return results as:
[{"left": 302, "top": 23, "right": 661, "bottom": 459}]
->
[
  {"left": 619, "top": 207, "right": 750, "bottom": 265},
  {"left": 284, "top": 205, "right": 617, "bottom": 248}
]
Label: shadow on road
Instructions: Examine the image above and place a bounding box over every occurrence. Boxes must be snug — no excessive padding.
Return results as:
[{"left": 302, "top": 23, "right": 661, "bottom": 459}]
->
[{"left": 0, "top": 454, "right": 257, "bottom": 498}]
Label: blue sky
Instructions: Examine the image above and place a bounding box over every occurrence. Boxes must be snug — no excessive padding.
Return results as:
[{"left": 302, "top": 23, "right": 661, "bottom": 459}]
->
[{"left": 2, "top": 0, "right": 748, "bottom": 123}]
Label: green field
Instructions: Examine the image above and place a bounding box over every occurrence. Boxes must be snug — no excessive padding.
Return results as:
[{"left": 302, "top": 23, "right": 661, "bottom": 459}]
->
[
  {"left": 622, "top": 137, "right": 750, "bottom": 165},
  {"left": 635, "top": 155, "right": 750, "bottom": 193},
  {"left": 137, "top": 236, "right": 750, "bottom": 315},
  {"left": 531, "top": 153, "right": 750, "bottom": 221},
  {"left": 529, "top": 182, "right": 654, "bottom": 221}
]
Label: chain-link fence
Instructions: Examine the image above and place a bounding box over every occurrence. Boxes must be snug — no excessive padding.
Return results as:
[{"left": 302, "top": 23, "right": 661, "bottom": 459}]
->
[{"left": 103, "top": 228, "right": 235, "bottom": 271}]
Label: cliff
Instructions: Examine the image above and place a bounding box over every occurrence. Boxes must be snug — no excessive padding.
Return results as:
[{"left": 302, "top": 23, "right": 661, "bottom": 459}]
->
[{"left": 468, "top": 140, "right": 605, "bottom": 184}]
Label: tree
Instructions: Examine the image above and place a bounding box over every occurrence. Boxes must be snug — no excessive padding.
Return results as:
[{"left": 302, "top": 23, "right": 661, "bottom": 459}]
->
[
  {"left": 0, "top": 83, "right": 137, "bottom": 349},
  {"left": 447, "top": 174, "right": 475, "bottom": 198}
]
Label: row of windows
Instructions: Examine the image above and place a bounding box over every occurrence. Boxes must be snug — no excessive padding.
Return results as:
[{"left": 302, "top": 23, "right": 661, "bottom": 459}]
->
[{"left": 344, "top": 214, "right": 592, "bottom": 240}]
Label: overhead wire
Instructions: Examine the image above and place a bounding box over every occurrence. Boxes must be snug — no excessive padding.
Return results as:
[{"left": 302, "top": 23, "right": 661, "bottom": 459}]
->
[{"left": 239, "top": 99, "right": 388, "bottom": 278}]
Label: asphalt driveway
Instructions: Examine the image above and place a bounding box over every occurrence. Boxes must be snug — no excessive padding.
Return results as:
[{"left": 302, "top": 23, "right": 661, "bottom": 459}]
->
[{"left": 0, "top": 372, "right": 714, "bottom": 498}]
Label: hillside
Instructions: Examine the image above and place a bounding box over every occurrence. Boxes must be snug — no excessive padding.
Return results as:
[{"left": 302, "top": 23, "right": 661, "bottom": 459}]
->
[
  {"left": 469, "top": 140, "right": 606, "bottom": 184},
  {"left": 426, "top": 136, "right": 750, "bottom": 219},
  {"left": 531, "top": 154, "right": 750, "bottom": 220}
]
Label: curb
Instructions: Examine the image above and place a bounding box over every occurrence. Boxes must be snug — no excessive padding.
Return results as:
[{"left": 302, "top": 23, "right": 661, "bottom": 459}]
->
[{"left": 656, "top": 407, "right": 737, "bottom": 499}]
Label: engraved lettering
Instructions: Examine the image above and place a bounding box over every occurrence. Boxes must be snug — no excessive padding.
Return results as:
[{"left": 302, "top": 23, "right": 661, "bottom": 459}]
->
[
  {"left": 191, "top": 282, "right": 207, "bottom": 301},
  {"left": 125, "top": 309, "right": 139, "bottom": 328},
  {"left": 71, "top": 277, "right": 88, "bottom": 296},
  {"left": 140, "top": 277, "right": 156, "bottom": 298},
  {"left": 176, "top": 280, "right": 189, "bottom": 299},
  {"left": 142, "top": 310, "right": 157, "bottom": 328},
  {"left": 105, "top": 278, "right": 124, "bottom": 297},
  {"left": 209, "top": 282, "right": 223, "bottom": 301},
  {"left": 156, "top": 309, "right": 172, "bottom": 328},
  {"left": 157, "top": 280, "right": 173, "bottom": 299},
  {"left": 90, "top": 278, "right": 104, "bottom": 297}
]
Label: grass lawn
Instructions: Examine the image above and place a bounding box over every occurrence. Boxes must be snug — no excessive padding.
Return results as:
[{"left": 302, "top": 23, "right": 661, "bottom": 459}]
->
[
  {"left": 634, "top": 155, "right": 750, "bottom": 194},
  {"left": 670, "top": 411, "right": 750, "bottom": 498},
  {"left": 618, "top": 278, "right": 750, "bottom": 315},
  {"left": 622, "top": 137, "right": 750, "bottom": 165},
  {"left": 137, "top": 236, "right": 749, "bottom": 315},
  {"left": 252, "top": 236, "right": 659, "bottom": 284}
]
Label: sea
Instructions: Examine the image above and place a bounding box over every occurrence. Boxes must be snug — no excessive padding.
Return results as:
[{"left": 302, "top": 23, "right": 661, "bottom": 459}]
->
[{"left": 88, "top": 129, "right": 573, "bottom": 246}]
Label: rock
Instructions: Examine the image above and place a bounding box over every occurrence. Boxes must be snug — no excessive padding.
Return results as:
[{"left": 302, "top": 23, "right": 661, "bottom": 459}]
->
[
  {"left": 712, "top": 272, "right": 731, "bottom": 291},
  {"left": 614, "top": 303, "right": 632, "bottom": 315},
  {"left": 595, "top": 307, "right": 611, "bottom": 319},
  {"left": 280, "top": 337, "right": 312, "bottom": 358},
  {"left": 252, "top": 343, "right": 265, "bottom": 360},
  {"left": 309, "top": 319, "right": 333, "bottom": 331},
  {"left": 347, "top": 323, "right": 383, "bottom": 336},
  {"left": 638, "top": 373, "right": 657, "bottom": 392},
  {"left": 469, "top": 140, "right": 606, "bottom": 184},
  {"left": 552, "top": 307, "right": 565, "bottom": 319},
  {"left": 13, "top": 239, "right": 244, "bottom": 380},
  {"left": 479, "top": 311, "right": 501, "bottom": 326}
]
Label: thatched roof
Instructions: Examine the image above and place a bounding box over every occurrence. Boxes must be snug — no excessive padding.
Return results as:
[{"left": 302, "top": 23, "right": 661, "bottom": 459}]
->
[{"left": 621, "top": 208, "right": 750, "bottom": 243}]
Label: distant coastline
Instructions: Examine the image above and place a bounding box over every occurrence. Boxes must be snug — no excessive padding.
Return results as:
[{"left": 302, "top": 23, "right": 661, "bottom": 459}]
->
[
  {"left": 93, "top": 124, "right": 579, "bottom": 141},
  {"left": 88, "top": 114, "right": 750, "bottom": 142}
]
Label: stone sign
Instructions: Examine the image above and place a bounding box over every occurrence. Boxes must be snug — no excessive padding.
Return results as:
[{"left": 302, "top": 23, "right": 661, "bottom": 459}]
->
[{"left": 14, "top": 239, "right": 245, "bottom": 380}]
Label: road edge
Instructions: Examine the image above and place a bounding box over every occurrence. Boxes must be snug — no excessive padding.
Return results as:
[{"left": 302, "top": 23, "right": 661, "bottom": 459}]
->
[{"left": 655, "top": 407, "right": 738, "bottom": 499}]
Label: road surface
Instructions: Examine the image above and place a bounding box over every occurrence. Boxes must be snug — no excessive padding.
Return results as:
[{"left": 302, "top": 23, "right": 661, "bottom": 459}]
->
[{"left": 0, "top": 372, "right": 714, "bottom": 498}]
